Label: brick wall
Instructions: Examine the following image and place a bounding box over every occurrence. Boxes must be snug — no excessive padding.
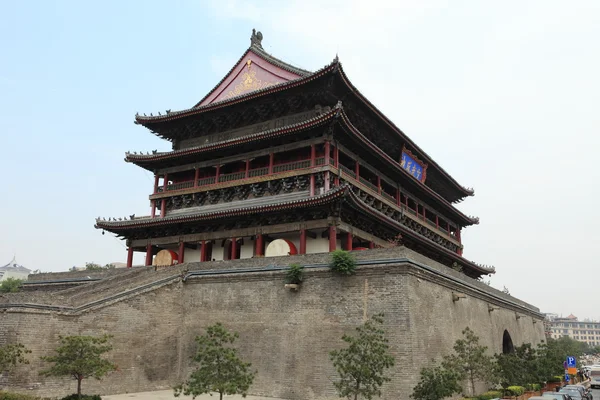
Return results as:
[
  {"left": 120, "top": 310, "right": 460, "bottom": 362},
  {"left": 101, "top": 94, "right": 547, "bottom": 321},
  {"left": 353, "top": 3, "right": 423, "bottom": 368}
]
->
[{"left": 1, "top": 248, "right": 545, "bottom": 399}]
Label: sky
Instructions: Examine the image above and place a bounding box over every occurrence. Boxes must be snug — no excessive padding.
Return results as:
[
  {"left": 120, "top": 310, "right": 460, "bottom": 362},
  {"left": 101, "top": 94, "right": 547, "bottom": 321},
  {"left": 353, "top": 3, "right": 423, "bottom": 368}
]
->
[{"left": 1, "top": 1, "right": 599, "bottom": 319}]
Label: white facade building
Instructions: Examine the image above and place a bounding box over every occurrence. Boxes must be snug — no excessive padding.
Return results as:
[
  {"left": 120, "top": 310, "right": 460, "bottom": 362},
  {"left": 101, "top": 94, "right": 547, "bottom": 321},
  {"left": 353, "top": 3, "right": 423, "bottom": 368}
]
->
[
  {"left": 0, "top": 257, "right": 31, "bottom": 281},
  {"left": 548, "top": 314, "right": 600, "bottom": 347}
]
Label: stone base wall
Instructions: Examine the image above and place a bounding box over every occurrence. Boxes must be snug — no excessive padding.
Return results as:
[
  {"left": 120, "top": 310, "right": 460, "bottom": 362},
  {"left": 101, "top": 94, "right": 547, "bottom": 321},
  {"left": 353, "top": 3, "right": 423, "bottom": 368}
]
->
[{"left": 1, "top": 248, "right": 545, "bottom": 399}]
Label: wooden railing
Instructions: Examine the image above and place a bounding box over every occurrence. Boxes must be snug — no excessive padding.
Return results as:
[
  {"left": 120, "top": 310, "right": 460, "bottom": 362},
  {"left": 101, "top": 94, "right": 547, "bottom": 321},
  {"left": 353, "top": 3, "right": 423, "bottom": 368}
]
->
[
  {"left": 218, "top": 171, "right": 245, "bottom": 183},
  {"left": 157, "top": 157, "right": 323, "bottom": 192}
]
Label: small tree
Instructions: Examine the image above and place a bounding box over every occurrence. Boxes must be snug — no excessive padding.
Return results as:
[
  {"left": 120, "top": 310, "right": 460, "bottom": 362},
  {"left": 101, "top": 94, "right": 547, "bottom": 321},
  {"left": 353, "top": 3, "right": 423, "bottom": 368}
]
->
[
  {"left": 442, "top": 327, "right": 494, "bottom": 396},
  {"left": 329, "top": 313, "right": 395, "bottom": 400},
  {"left": 40, "top": 335, "right": 117, "bottom": 399},
  {"left": 494, "top": 343, "right": 541, "bottom": 388},
  {"left": 0, "top": 343, "right": 31, "bottom": 372},
  {"left": 0, "top": 278, "right": 23, "bottom": 293},
  {"left": 285, "top": 263, "right": 305, "bottom": 284},
  {"left": 411, "top": 363, "right": 462, "bottom": 400},
  {"left": 330, "top": 250, "right": 357, "bottom": 276},
  {"left": 175, "top": 323, "right": 255, "bottom": 400}
]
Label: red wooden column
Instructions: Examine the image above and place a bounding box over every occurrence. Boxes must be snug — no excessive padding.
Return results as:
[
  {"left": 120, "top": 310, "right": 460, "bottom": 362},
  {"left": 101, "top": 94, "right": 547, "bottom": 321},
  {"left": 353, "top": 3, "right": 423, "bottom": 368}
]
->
[
  {"left": 345, "top": 232, "right": 353, "bottom": 251},
  {"left": 324, "top": 141, "right": 330, "bottom": 165},
  {"left": 163, "top": 173, "right": 169, "bottom": 191},
  {"left": 436, "top": 216, "right": 439, "bottom": 229},
  {"left": 178, "top": 241, "right": 185, "bottom": 264},
  {"left": 396, "top": 188, "right": 401, "bottom": 206},
  {"left": 328, "top": 226, "right": 337, "bottom": 252},
  {"left": 368, "top": 241, "right": 375, "bottom": 249},
  {"left": 153, "top": 174, "right": 159, "bottom": 194},
  {"left": 160, "top": 199, "right": 166, "bottom": 218},
  {"left": 334, "top": 145, "right": 339, "bottom": 167},
  {"left": 145, "top": 244, "right": 153, "bottom": 266},
  {"left": 310, "top": 145, "right": 316, "bottom": 196},
  {"left": 200, "top": 240, "right": 207, "bottom": 262},
  {"left": 299, "top": 229, "right": 307, "bottom": 254},
  {"left": 231, "top": 237, "right": 238, "bottom": 260},
  {"left": 245, "top": 160, "right": 250, "bottom": 178},
  {"left": 215, "top": 165, "right": 221, "bottom": 183},
  {"left": 194, "top": 167, "right": 199, "bottom": 187},
  {"left": 255, "top": 234, "right": 264, "bottom": 257},
  {"left": 377, "top": 177, "right": 381, "bottom": 194},
  {"left": 151, "top": 200, "right": 156, "bottom": 218},
  {"left": 126, "top": 247, "right": 134, "bottom": 268},
  {"left": 268, "top": 153, "right": 274, "bottom": 175},
  {"left": 355, "top": 161, "right": 360, "bottom": 179}
]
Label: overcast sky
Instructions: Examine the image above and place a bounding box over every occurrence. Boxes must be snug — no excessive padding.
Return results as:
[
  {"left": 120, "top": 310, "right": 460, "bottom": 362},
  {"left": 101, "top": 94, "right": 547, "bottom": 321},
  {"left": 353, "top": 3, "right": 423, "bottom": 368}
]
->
[{"left": 1, "top": 1, "right": 598, "bottom": 320}]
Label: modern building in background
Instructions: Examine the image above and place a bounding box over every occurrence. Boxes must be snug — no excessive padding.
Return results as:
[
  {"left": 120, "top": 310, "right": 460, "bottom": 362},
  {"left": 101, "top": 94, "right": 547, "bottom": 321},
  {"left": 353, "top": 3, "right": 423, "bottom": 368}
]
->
[
  {"left": 547, "top": 314, "right": 600, "bottom": 346},
  {"left": 0, "top": 257, "right": 31, "bottom": 281}
]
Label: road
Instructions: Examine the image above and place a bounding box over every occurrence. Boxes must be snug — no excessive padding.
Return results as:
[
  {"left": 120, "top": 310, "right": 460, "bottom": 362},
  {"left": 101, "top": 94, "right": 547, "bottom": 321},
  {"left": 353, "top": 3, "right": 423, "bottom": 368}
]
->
[{"left": 592, "top": 388, "right": 600, "bottom": 399}]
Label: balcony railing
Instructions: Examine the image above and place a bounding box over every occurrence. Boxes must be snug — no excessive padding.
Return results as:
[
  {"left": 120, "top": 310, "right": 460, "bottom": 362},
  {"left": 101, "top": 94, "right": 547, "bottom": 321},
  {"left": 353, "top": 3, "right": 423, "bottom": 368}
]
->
[
  {"left": 166, "top": 181, "right": 194, "bottom": 191},
  {"left": 340, "top": 164, "right": 355, "bottom": 177},
  {"left": 218, "top": 171, "right": 245, "bottom": 183},
  {"left": 273, "top": 159, "right": 311, "bottom": 173},
  {"left": 359, "top": 177, "right": 379, "bottom": 192},
  {"left": 157, "top": 157, "right": 324, "bottom": 193}
]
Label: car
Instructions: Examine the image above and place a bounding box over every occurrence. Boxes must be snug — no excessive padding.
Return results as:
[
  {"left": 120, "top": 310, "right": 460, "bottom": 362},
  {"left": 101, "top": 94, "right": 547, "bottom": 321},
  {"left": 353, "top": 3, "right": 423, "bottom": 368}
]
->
[
  {"left": 559, "top": 388, "right": 588, "bottom": 400},
  {"left": 543, "top": 392, "right": 573, "bottom": 400},
  {"left": 564, "top": 385, "right": 593, "bottom": 400},
  {"left": 591, "top": 368, "right": 600, "bottom": 389}
]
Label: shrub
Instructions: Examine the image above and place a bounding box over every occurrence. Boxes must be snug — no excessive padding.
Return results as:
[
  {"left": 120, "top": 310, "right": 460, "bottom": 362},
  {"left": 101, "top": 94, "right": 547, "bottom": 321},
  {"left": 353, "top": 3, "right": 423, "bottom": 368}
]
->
[
  {"left": 505, "top": 386, "right": 525, "bottom": 396},
  {"left": 285, "top": 264, "right": 304, "bottom": 284},
  {"left": 525, "top": 383, "right": 541, "bottom": 391},
  {"left": 547, "top": 376, "right": 563, "bottom": 383},
  {"left": 0, "top": 392, "right": 53, "bottom": 400},
  {"left": 477, "top": 391, "right": 503, "bottom": 400},
  {"left": 60, "top": 395, "right": 102, "bottom": 400},
  {"left": 330, "top": 250, "right": 356, "bottom": 275},
  {"left": 0, "top": 278, "right": 23, "bottom": 293}
]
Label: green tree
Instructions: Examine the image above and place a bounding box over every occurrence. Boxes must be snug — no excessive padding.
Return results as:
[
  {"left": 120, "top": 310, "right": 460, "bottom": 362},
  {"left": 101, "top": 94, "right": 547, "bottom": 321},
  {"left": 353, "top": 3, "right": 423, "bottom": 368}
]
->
[
  {"left": 175, "top": 323, "right": 255, "bottom": 400},
  {"left": 84, "top": 262, "right": 114, "bottom": 271},
  {"left": 40, "top": 335, "right": 117, "bottom": 400},
  {"left": 442, "top": 327, "right": 494, "bottom": 396},
  {"left": 411, "top": 363, "right": 462, "bottom": 400},
  {"left": 330, "top": 250, "right": 357, "bottom": 276},
  {"left": 536, "top": 337, "right": 587, "bottom": 382},
  {"left": 494, "top": 343, "right": 541, "bottom": 388},
  {"left": 0, "top": 343, "right": 31, "bottom": 372},
  {"left": 0, "top": 278, "right": 23, "bottom": 293},
  {"left": 329, "top": 313, "right": 395, "bottom": 400}
]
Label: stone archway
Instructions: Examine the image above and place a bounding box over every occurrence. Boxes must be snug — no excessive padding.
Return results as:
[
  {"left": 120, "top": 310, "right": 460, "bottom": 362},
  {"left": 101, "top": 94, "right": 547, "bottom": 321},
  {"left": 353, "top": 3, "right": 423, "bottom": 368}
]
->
[{"left": 503, "top": 330, "right": 514, "bottom": 354}]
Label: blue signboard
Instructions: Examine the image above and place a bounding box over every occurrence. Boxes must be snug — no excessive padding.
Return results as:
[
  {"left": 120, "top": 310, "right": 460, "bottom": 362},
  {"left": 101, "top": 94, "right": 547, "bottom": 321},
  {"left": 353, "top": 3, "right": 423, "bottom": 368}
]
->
[
  {"left": 567, "top": 356, "right": 576, "bottom": 368},
  {"left": 400, "top": 151, "right": 426, "bottom": 182},
  {"left": 565, "top": 373, "right": 570, "bottom": 382}
]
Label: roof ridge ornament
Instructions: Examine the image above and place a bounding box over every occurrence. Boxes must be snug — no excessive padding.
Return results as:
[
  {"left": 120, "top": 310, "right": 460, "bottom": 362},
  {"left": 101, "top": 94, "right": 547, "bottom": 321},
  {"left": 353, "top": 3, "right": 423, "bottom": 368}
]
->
[{"left": 251, "top": 29, "right": 263, "bottom": 49}]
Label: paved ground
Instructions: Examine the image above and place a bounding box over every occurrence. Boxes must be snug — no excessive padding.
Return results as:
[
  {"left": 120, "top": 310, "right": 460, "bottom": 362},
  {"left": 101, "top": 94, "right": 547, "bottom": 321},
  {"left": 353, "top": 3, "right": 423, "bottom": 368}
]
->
[{"left": 102, "top": 390, "right": 287, "bottom": 400}]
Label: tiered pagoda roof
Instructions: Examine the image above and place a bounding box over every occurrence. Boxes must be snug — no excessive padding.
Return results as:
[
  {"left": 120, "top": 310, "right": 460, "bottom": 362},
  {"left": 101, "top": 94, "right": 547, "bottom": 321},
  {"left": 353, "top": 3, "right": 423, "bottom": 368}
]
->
[{"left": 97, "top": 29, "right": 492, "bottom": 277}]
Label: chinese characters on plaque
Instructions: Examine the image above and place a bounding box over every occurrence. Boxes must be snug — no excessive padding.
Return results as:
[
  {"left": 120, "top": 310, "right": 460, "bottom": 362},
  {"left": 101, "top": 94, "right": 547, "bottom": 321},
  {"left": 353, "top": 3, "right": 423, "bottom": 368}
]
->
[{"left": 400, "top": 151, "right": 426, "bottom": 182}]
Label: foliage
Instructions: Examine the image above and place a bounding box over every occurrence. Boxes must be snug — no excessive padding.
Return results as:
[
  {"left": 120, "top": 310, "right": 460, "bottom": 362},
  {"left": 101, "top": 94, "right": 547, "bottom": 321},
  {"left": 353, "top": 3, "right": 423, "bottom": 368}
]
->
[
  {"left": 0, "top": 278, "right": 24, "bottom": 293},
  {"left": 525, "top": 383, "right": 541, "bottom": 391},
  {"left": 329, "top": 313, "right": 395, "bottom": 400},
  {"left": 476, "top": 391, "right": 503, "bottom": 400},
  {"left": 84, "top": 263, "right": 115, "bottom": 271},
  {"left": 329, "top": 250, "right": 357, "bottom": 276},
  {"left": 174, "top": 323, "right": 255, "bottom": 400},
  {"left": 547, "top": 376, "right": 563, "bottom": 383},
  {"left": 40, "top": 335, "right": 117, "bottom": 399},
  {"left": 505, "top": 386, "right": 525, "bottom": 396},
  {"left": 285, "top": 264, "right": 304, "bottom": 284},
  {"left": 0, "top": 392, "right": 53, "bottom": 400},
  {"left": 536, "top": 337, "right": 587, "bottom": 381},
  {"left": 60, "top": 395, "right": 102, "bottom": 400},
  {"left": 442, "top": 327, "right": 494, "bottom": 396},
  {"left": 0, "top": 343, "right": 31, "bottom": 372},
  {"left": 410, "top": 363, "right": 462, "bottom": 400},
  {"left": 494, "top": 343, "right": 542, "bottom": 388}
]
